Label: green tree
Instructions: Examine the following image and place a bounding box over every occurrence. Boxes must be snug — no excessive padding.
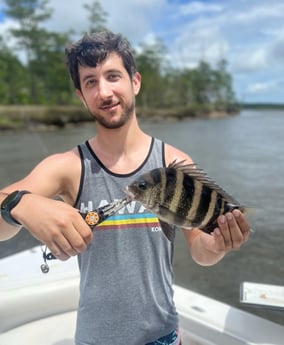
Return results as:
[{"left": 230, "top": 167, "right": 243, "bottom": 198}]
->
[
  {"left": 0, "top": 0, "right": 238, "bottom": 112},
  {"left": 83, "top": 1, "right": 108, "bottom": 33},
  {"left": 135, "top": 39, "right": 168, "bottom": 108},
  {"left": 162, "top": 68, "right": 195, "bottom": 108},
  {"left": 193, "top": 60, "right": 214, "bottom": 104},
  {"left": 3, "top": 0, "right": 53, "bottom": 103},
  {"left": 0, "top": 36, "right": 28, "bottom": 104},
  {"left": 211, "top": 59, "right": 237, "bottom": 111},
  {"left": 30, "top": 32, "right": 73, "bottom": 104}
]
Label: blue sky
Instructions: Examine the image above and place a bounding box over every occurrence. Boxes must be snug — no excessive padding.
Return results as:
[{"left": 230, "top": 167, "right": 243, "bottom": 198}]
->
[{"left": 0, "top": 0, "right": 283, "bottom": 103}]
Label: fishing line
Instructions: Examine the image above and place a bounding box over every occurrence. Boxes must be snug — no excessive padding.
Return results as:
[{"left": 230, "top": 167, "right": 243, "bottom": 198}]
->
[{"left": 40, "top": 246, "right": 54, "bottom": 273}]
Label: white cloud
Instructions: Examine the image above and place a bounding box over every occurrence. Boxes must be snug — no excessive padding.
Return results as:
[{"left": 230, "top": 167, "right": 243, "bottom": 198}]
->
[
  {"left": 232, "top": 2, "right": 284, "bottom": 23},
  {"left": 246, "top": 81, "right": 277, "bottom": 94},
  {"left": 172, "top": 24, "right": 229, "bottom": 69},
  {"left": 0, "top": 0, "right": 165, "bottom": 59},
  {"left": 165, "top": 0, "right": 284, "bottom": 102},
  {"left": 45, "top": 0, "right": 165, "bottom": 44},
  {"left": 178, "top": 1, "right": 223, "bottom": 16},
  {"left": 0, "top": 0, "right": 283, "bottom": 103},
  {"left": 0, "top": 17, "right": 15, "bottom": 37},
  {"left": 0, "top": 18, "right": 20, "bottom": 49},
  {"left": 233, "top": 48, "right": 268, "bottom": 73},
  {"left": 270, "top": 34, "right": 284, "bottom": 64}
]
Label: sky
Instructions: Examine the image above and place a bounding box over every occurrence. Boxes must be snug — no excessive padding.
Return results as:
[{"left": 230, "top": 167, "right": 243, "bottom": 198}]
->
[{"left": 0, "top": 0, "right": 283, "bottom": 104}]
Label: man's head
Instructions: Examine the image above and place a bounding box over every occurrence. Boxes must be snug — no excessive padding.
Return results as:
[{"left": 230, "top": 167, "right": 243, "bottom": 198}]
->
[{"left": 65, "top": 31, "right": 137, "bottom": 91}]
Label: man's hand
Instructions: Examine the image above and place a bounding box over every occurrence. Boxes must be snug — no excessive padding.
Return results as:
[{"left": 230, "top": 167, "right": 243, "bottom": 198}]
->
[
  {"left": 209, "top": 209, "right": 250, "bottom": 253},
  {"left": 185, "top": 209, "right": 251, "bottom": 266},
  {"left": 12, "top": 194, "right": 93, "bottom": 260}
]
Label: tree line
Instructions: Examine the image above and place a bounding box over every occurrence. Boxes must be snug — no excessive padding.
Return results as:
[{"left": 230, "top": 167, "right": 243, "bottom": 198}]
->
[{"left": 0, "top": 0, "right": 239, "bottom": 115}]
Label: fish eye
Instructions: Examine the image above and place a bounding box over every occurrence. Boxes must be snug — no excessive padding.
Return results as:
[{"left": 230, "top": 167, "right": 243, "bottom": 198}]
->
[{"left": 138, "top": 180, "right": 147, "bottom": 190}]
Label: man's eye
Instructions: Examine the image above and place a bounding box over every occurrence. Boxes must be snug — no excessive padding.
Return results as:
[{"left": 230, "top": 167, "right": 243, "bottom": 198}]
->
[
  {"left": 86, "top": 79, "right": 96, "bottom": 86},
  {"left": 109, "top": 74, "right": 120, "bottom": 81}
]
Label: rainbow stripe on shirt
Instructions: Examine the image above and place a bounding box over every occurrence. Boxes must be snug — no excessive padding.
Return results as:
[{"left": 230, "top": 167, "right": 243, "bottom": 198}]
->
[{"left": 95, "top": 213, "right": 160, "bottom": 231}]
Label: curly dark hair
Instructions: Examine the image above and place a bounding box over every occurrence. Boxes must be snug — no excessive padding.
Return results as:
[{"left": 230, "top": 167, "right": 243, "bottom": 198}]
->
[{"left": 65, "top": 31, "right": 137, "bottom": 90}]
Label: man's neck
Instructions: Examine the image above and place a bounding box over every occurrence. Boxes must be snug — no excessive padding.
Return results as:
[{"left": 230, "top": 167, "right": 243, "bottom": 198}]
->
[{"left": 89, "top": 116, "right": 151, "bottom": 174}]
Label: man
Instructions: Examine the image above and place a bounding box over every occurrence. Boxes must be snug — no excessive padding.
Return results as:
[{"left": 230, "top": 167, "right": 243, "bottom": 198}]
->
[{"left": 0, "top": 31, "right": 250, "bottom": 345}]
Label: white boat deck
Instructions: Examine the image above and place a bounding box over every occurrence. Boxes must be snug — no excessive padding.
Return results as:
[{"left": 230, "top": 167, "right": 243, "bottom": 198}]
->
[{"left": 0, "top": 247, "right": 283, "bottom": 345}]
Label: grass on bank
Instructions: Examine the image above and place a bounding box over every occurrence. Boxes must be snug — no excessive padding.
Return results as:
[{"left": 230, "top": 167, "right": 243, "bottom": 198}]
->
[{"left": 0, "top": 104, "right": 240, "bottom": 130}]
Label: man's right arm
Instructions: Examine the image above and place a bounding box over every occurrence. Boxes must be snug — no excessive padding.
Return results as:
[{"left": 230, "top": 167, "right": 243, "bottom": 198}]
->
[
  {"left": 0, "top": 190, "right": 23, "bottom": 240},
  {"left": 0, "top": 152, "right": 93, "bottom": 260}
]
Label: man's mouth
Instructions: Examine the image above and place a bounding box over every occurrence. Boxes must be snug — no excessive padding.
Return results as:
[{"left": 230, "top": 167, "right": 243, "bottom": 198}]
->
[{"left": 100, "top": 101, "right": 120, "bottom": 111}]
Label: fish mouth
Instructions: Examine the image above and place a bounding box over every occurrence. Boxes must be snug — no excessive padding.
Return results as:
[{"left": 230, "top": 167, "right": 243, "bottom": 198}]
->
[{"left": 124, "top": 186, "right": 136, "bottom": 202}]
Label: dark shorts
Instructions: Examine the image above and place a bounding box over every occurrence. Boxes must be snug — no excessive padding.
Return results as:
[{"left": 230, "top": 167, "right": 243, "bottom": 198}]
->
[{"left": 145, "top": 329, "right": 181, "bottom": 345}]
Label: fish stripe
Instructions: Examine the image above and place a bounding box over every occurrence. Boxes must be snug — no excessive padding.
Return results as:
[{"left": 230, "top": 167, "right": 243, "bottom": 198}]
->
[
  {"left": 220, "top": 196, "right": 225, "bottom": 214},
  {"left": 169, "top": 170, "right": 184, "bottom": 213},
  {"left": 151, "top": 168, "right": 163, "bottom": 203},
  {"left": 201, "top": 193, "right": 225, "bottom": 232},
  {"left": 157, "top": 168, "right": 177, "bottom": 224},
  {"left": 172, "top": 174, "right": 195, "bottom": 226},
  {"left": 151, "top": 168, "right": 162, "bottom": 184},
  {"left": 161, "top": 168, "right": 177, "bottom": 205},
  {"left": 191, "top": 185, "right": 212, "bottom": 226},
  {"left": 187, "top": 179, "right": 202, "bottom": 222},
  {"left": 171, "top": 172, "right": 187, "bottom": 225},
  {"left": 160, "top": 168, "right": 168, "bottom": 204},
  {"left": 200, "top": 189, "right": 218, "bottom": 227}
]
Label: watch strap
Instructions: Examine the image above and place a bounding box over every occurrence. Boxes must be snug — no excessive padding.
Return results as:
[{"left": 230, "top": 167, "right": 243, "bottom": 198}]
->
[{"left": 1, "top": 190, "right": 31, "bottom": 226}]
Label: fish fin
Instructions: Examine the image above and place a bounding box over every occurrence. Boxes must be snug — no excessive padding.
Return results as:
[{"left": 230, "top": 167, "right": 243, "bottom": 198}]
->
[
  {"left": 168, "top": 159, "right": 194, "bottom": 169},
  {"left": 169, "top": 160, "right": 241, "bottom": 205},
  {"left": 159, "top": 220, "right": 175, "bottom": 242},
  {"left": 226, "top": 203, "right": 253, "bottom": 214}
]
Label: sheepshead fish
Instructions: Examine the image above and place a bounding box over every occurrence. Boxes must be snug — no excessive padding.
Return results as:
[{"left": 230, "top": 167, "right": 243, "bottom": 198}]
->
[{"left": 125, "top": 160, "right": 248, "bottom": 241}]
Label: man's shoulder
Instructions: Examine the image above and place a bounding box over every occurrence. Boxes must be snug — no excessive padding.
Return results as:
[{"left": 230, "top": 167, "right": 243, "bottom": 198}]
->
[
  {"left": 42, "top": 146, "right": 80, "bottom": 167},
  {"left": 164, "top": 143, "right": 194, "bottom": 166}
]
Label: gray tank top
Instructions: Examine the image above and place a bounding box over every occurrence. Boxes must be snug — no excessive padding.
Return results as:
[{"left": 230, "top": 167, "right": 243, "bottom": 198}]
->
[{"left": 74, "top": 137, "right": 178, "bottom": 345}]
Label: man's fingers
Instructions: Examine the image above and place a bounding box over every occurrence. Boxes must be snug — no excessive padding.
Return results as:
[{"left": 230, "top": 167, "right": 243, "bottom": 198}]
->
[
  {"left": 217, "top": 215, "right": 232, "bottom": 248},
  {"left": 232, "top": 209, "right": 250, "bottom": 240}
]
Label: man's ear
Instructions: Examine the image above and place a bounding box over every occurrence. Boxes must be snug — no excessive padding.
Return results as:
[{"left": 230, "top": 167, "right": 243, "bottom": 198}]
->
[
  {"left": 76, "top": 89, "right": 87, "bottom": 108},
  {"left": 132, "top": 72, "right": 141, "bottom": 96}
]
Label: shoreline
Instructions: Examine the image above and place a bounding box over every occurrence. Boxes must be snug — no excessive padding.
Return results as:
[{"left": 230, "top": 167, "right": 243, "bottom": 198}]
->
[{"left": 0, "top": 105, "right": 238, "bottom": 131}]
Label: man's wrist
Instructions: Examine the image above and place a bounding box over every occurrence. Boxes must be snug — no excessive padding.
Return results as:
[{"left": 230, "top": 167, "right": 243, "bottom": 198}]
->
[
  {"left": 0, "top": 190, "right": 31, "bottom": 226},
  {"left": 0, "top": 191, "right": 9, "bottom": 203},
  {"left": 192, "top": 233, "right": 225, "bottom": 266}
]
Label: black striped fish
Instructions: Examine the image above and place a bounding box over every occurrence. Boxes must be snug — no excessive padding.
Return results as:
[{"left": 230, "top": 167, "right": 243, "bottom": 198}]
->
[{"left": 125, "top": 160, "right": 248, "bottom": 241}]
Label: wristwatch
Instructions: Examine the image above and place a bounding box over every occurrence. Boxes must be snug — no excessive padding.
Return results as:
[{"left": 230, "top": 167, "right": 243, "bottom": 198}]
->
[{"left": 1, "top": 190, "right": 31, "bottom": 226}]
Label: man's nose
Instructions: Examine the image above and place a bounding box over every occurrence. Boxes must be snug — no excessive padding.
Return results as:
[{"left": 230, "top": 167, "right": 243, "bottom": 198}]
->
[{"left": 98, "top": 79, "right": 112, "bottom": 99}]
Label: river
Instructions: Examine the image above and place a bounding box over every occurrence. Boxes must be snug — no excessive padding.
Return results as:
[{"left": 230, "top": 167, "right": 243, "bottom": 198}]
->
[{"left": 0, "top": 109, "right": 283, "bottom": 325}]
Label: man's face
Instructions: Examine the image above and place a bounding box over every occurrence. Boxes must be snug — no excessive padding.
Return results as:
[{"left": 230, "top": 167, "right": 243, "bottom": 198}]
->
[{"left": 76, "top": 52, "right": 141, "bottom": 129}]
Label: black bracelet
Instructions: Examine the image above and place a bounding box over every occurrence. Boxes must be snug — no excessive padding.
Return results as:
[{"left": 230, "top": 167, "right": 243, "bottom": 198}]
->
[{"left": 1, "top": 190, "right": 31, "bottom": 226}]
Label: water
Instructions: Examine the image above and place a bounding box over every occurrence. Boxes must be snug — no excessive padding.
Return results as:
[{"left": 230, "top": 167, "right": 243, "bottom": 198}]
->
[{"left": 1, "top": 109, "right": 283, "bottom": 325}]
